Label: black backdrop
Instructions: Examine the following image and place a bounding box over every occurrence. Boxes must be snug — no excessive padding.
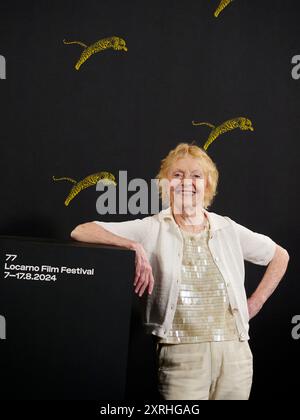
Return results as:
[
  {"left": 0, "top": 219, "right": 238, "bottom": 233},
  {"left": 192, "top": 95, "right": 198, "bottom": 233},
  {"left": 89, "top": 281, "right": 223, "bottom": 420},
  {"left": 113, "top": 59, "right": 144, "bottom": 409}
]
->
[{"left": 0, "top": 0, "right": 299, "bottom": 400}]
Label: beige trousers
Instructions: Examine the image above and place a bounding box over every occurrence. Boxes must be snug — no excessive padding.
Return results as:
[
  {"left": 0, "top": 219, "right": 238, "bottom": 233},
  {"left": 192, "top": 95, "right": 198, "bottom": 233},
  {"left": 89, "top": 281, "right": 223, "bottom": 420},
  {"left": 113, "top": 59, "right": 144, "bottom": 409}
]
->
[{"left": 156, "top": 340, "right": 253, "bottom": 400}]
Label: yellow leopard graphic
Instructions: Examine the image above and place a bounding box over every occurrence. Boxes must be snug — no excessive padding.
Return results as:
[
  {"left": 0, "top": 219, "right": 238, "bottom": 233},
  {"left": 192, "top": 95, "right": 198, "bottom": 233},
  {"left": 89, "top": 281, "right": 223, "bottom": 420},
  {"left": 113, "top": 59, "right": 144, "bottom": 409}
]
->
[
  {"left": 63, "top": 36, "right": 128, "bottom": 70},
  {"left": 192, "top": 117, "right": 254, "bottom": 150},
  {"left": 214, "top": 0, "right": 234, "bottom": 18},
  {"left": 53, "top": 171, "right": 117, "bottom": 206}
]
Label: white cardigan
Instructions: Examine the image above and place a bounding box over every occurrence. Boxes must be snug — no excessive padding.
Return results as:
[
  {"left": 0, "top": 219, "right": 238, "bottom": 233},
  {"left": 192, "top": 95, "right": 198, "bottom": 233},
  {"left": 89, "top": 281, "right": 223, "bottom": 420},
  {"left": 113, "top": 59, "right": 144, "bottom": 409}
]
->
[{"left": 93, "top": 206, "right": 277, "bottom": 341}]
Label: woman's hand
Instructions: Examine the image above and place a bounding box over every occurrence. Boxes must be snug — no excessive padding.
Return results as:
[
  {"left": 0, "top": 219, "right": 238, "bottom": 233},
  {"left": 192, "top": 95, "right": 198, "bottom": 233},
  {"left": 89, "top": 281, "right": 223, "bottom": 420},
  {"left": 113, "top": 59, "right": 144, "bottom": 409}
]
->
[
  {"left": 130, "top": 242, "right": 154, "bottom": 297},
  {"left": 247, "top": 295, "right": 264, "bottom": 320}
]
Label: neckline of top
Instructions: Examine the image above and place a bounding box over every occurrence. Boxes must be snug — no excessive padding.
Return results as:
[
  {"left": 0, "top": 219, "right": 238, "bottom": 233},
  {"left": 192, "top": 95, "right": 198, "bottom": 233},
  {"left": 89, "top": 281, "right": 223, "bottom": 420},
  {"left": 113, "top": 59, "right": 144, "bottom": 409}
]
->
[{"left": 179, "top": 222, "right": 210, "bottom": 238}]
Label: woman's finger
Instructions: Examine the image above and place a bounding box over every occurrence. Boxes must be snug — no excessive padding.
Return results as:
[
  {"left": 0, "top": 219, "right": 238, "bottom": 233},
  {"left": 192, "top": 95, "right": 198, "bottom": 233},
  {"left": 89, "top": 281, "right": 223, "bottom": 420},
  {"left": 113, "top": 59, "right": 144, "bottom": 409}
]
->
[
  {"left": 148, "top": 273, "right": 154, "bottom": 295},
  {"left": 138, "top": 272, "right": 150, "bottom": 297},
  {"left": 134, "top": 269, "right": 146, "bottom": 294},
  {"left": 134, "top": 268, "right": 140, "bottom": 287},
  {"left": 135, "top": 264, "right": 151, "bottom": 294},
  {"left": 133, "top": 254, "right": 142, "bottom": 286}
]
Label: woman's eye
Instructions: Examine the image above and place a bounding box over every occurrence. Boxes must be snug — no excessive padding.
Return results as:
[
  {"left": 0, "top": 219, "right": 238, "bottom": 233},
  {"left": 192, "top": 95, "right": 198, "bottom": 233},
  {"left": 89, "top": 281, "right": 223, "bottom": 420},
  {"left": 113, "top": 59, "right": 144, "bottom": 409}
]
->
[{"left": 194, "top": 175, "right": 202, "bottom": 178}]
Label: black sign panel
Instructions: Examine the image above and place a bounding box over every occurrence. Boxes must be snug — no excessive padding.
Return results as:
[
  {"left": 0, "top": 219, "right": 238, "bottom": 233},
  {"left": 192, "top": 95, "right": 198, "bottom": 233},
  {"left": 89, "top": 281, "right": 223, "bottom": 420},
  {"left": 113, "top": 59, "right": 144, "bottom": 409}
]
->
[{"left": 0, "top": 236, "right": 135, "bottom": 400}]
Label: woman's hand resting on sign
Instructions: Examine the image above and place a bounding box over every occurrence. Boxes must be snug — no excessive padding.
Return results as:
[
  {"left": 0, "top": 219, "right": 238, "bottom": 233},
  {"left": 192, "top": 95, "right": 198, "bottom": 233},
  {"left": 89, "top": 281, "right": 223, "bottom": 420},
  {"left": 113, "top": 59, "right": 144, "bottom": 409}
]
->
[
  {"left": 130, "top": 242, "right": 154, "bottom": 297},
  {"left": 70, "top": 222, "right": 154, "bottom": 297}
]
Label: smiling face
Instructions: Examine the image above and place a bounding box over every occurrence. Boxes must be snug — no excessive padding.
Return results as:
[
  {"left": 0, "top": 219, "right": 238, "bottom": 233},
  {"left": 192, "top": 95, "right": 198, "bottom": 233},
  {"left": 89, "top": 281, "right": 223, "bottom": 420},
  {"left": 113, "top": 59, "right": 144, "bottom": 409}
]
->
[{"left": 167, "top": 155, "right": 207, "bottom": 216}]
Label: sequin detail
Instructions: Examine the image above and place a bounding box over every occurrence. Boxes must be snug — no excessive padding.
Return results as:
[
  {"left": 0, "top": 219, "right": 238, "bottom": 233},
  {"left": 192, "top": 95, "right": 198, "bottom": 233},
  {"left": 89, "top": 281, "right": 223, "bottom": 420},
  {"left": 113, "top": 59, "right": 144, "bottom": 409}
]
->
[{"left": 159, "top": 221, "right": 239, "bottom": 343}]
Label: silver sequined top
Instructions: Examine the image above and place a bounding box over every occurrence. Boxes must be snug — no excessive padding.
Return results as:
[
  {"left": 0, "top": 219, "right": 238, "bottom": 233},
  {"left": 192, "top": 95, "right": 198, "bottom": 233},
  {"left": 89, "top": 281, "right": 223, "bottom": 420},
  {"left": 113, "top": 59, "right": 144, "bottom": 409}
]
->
[{"left": 159, "top": 218, "right": 239, "bottom": 343}]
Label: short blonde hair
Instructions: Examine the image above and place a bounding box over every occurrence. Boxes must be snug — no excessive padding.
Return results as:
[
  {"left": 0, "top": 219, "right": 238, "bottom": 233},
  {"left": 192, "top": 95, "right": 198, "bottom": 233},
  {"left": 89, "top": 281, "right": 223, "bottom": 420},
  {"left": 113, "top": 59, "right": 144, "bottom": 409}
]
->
[{"left": 155, "top": 142, "right": 219, "bottom": 209}]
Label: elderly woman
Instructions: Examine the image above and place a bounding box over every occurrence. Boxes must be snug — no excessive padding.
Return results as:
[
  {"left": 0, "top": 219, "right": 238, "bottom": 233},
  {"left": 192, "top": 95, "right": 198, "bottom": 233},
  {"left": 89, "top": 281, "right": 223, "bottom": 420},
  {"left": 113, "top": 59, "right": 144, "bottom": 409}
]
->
[{"left": 71, "top": 143, "right": 289, "bottom": 400}]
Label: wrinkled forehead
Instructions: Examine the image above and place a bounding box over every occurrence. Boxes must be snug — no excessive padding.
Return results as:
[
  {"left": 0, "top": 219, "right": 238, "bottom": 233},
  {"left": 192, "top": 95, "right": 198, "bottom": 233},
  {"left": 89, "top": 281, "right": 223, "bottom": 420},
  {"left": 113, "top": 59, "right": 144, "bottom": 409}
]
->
[{"left": 168, "top": 156, "right": 206, "bottom": 175}]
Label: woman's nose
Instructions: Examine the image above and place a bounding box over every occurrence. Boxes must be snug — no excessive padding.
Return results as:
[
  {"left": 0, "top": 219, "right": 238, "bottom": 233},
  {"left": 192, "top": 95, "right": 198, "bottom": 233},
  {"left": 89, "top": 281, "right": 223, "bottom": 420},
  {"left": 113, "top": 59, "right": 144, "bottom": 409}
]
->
[{"left": 181, "top": 177, "right": 193, "bottom": 185}]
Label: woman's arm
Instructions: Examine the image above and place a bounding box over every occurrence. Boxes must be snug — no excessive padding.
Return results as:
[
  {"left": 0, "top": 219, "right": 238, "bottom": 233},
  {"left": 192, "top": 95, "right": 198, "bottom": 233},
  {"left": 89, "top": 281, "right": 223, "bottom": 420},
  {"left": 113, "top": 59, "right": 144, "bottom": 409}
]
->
[
  {"left": 71, "top": 222, "right": 137, "bottom": 250},
  {"left": 225, "top": 216, "right": 290, "bottom": 319},
  {"left": 70, "top": 221, "right": 154, "bottom": 297},
  {"left": 247, "top": 244, "right": 290, "bottom": 319}
]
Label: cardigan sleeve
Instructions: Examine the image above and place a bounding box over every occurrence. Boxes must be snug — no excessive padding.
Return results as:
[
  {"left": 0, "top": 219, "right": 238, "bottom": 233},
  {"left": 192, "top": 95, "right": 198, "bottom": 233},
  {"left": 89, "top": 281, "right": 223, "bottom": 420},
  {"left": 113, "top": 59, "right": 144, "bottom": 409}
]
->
[
  {"left": 226, "top": 217, "right": 277, "bottom": 266},
  {"left": 92, "top": 216, "right": 153, "bottom": 246}
]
